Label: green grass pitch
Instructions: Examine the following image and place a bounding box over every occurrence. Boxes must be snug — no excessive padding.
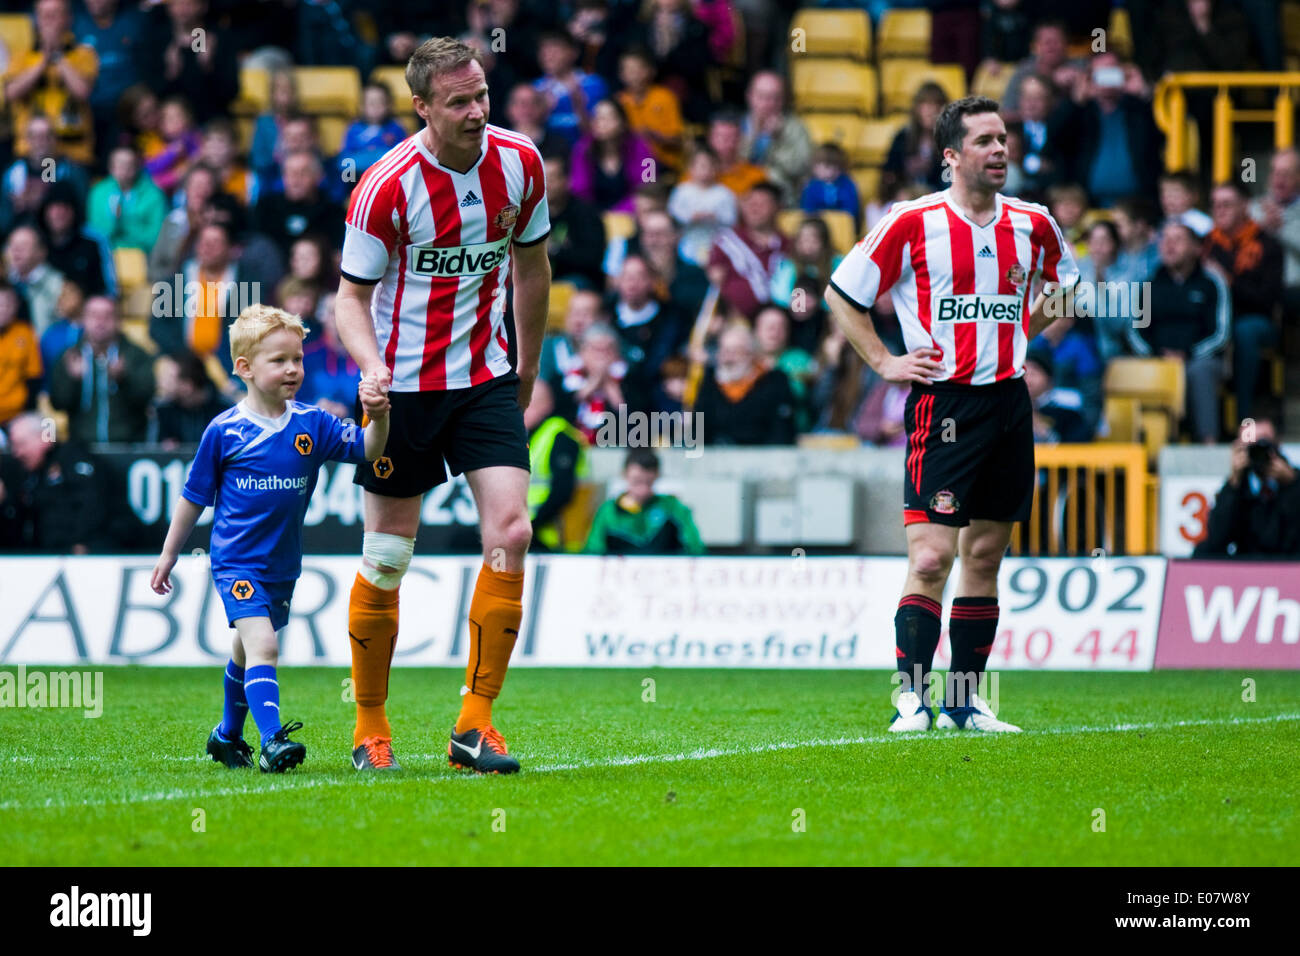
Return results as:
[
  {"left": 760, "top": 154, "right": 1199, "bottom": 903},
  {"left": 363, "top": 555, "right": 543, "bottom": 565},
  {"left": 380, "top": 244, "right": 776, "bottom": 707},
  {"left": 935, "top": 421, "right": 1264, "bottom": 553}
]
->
[{"left": 3, "top": 667, "right": 1297, "bottom": 866}]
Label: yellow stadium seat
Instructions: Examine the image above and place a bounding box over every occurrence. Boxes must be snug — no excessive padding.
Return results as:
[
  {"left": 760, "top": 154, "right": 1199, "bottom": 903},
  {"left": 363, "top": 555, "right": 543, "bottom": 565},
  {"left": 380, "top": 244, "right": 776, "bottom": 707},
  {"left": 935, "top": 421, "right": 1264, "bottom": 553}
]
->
[
  {"left": 1101, "top": 396, "right": 1140, "bottom": 443},
  {"left": 878, "top": 9, "right": 931, "bottom": 59},
  {"left": 800, "top": 113, "right": 866, "bottom": 162},
  {"left": 602, "top": 211, "right": 636, "bottom": 242},
  {"left": 370, "top": 65, "right": 417, "bottom": 116},
  {"left": 293, "top": 66, "right": 362, "bottom": 117},
  {"left": 1104, "top": 357, "right": 1185, "bottom": 416},
  {"left": 855, "top": 115, "right": 907, "bottom": 167},
  {"left": 0, "top": 13, "right": 33, "bottom": 61},
  {"left": 850, "top": 166, "right": 882, "bottom": 205},
  {"left": 880, "top": 61, "right": 966, "bottom": 114},
  {"left": 232, "top": 67, "right": 269, "bottom": 117},
  {"left": 1108, "top": 8, "right": 1134, "bottom": 59},
  {"left": 791, "top": 60, "right": 878, "bottom": 115},
  {"left": 798, "top": 433, "right": 861, "bottom": 450},
  {"left": 316, "top": 115, "right": 349, "bottom": 156},
  {"left": 114, "top": 248, "right": 148, "bottom": 293},
  {"left": 971, "top": 60, "right": 1016, "bottom": 102},
  {"left": 777, "top": 209, "right": 858, "bottom": 256},
  {"left": 789, "top": 9, "right": 872, "bottom": 60},
  {"left": 548, "top": 280, "right": 577, "bottom": 332}
]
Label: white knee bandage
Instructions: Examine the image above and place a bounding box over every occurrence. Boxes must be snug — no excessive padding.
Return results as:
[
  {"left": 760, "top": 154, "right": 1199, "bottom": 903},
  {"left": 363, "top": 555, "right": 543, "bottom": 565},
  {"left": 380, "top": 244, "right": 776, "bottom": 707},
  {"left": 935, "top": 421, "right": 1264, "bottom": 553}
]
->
[{"left": 360, "top": 532, "right": 415, "bottom": 589}]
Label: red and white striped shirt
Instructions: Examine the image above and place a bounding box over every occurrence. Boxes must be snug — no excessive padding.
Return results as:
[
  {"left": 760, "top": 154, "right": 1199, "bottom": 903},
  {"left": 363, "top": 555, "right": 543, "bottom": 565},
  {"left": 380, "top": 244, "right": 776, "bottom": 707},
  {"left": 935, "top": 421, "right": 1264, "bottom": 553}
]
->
[
  {"left": 341, "top": 124, "right": 550, "bottom": 391},
  {"left": 829, "top": 190, "right": 1079, "bottom": 385}
]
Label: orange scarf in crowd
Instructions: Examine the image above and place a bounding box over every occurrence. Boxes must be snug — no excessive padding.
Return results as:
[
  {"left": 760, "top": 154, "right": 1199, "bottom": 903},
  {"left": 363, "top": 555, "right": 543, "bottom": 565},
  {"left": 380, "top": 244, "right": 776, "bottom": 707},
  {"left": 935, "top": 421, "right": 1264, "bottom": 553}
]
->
[
  {"left": 717, "top": 362, "right": 765, "bottom": 403},
  {"left": 1207, "top": 219, "right": 1265, "bottom": 275}
]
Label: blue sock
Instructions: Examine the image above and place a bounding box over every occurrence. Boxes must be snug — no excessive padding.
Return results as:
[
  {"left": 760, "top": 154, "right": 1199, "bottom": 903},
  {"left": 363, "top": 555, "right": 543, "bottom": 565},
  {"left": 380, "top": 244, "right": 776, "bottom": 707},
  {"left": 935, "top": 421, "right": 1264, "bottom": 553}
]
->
[
  {"left": 219, "top": 660, "right": 247, "bottom": 740},
  {"left": 243, "top": 665, "right": 283, "bottom": 744}
]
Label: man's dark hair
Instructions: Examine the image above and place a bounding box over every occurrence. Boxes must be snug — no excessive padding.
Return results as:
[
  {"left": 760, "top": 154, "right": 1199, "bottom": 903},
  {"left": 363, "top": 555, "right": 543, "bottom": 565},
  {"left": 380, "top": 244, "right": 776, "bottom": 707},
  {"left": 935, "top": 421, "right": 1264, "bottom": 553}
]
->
[
  {"left": 541, "top": 148, "right": 570, "bottom": 177},
  {"left": 1160, "top": 168, "right": 1200, "bottom": 194},
  {"left": 748, "top": 180, "right": 783, "bottom": 202},
  {"left": 625, "top": 447, "right": 660, "bottom": 472},
  {"left": 934, "top": 96, "right": 1001, "bottom": 158},
  {"left": 1114, "top": 195, "right": 1161, "bottom": 229},
  {"left": 1212, "top": 179, "right": 1251, "bottom": 202}
]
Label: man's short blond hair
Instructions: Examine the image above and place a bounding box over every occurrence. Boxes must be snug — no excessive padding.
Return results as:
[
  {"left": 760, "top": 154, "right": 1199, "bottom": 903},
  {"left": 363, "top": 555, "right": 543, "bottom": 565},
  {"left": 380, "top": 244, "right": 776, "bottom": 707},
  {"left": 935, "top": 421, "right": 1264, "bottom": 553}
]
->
[
  {"left": 406, "top": 37, "right": 483, "bottom": 102},
  {"left": 229, "top": 304, "right": 306, "bottom": 365}
]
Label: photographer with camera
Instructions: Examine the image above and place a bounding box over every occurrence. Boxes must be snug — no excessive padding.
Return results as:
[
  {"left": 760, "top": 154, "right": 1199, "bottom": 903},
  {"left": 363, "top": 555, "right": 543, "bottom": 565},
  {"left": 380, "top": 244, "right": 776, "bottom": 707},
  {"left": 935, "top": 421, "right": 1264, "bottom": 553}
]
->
[{"left": 1193, "top": 418, "right": 1300, "bottom": 558}]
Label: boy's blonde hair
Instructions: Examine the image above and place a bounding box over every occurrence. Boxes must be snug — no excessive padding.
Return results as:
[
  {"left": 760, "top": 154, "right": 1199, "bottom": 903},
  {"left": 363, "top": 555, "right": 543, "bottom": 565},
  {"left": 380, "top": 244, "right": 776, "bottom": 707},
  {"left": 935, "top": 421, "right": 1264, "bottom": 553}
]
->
[{"left": 229, "top": 304, "right": 307, "bottom": 366}]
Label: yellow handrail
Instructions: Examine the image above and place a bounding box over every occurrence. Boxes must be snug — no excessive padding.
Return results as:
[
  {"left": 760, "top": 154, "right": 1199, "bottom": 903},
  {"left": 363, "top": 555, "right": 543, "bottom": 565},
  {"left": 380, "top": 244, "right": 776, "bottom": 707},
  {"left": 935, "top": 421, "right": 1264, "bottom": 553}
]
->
[
  {"left": 1151, "top": 72, "right": 1300, "bottom": 181},
  {"left": 1009, "top": 443, "right": 1149, "bottom": 556}
]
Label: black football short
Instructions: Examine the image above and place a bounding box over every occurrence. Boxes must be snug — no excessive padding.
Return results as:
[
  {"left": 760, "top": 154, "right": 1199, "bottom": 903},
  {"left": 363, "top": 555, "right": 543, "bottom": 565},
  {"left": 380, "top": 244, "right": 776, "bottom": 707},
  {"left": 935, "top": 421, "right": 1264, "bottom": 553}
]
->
[
  {"left": 902, "top": 376, "right": 1035, "bottom": 527},
  {"left": 353, "top": 371, "right": 530, "bottom": 499}
]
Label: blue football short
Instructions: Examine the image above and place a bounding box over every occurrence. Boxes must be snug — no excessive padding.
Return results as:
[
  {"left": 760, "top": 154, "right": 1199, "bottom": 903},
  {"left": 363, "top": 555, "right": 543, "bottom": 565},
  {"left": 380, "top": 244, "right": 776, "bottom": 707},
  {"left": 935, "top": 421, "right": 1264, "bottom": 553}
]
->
[{"left": 214, "top": 575, "right": 297, "bottom": 631}]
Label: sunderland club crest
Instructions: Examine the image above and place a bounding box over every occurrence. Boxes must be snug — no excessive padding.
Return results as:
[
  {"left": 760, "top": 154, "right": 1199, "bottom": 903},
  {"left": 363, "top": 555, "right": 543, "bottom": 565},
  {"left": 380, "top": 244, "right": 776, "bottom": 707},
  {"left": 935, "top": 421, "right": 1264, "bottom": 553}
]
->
[
  {"left": 930, "top": 490, "right": 960, "bottom": 515},
  {"left": 494, "top": 204, "right": 520, "bottom": 231},
  {"left": 1006, "top": 263, "right": 1027, "bottom": 288}
]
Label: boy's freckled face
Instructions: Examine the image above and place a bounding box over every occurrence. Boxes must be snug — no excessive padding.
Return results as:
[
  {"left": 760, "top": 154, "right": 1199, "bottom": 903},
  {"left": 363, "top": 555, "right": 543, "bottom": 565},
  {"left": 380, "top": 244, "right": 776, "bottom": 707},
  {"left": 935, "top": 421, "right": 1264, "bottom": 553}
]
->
[{"left": 241, "top": 329, "right": 304, "bottom": 401}]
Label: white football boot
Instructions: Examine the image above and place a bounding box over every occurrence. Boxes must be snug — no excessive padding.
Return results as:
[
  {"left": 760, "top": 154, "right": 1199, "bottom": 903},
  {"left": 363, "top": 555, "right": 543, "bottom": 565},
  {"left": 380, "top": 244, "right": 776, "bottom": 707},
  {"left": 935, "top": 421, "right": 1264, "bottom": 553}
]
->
[
  {"left": 935, "top": 692, "right": 1022, "bottom": 732},
  {"left": 888, "top": 690, "right": 934, "bottom": 732}
]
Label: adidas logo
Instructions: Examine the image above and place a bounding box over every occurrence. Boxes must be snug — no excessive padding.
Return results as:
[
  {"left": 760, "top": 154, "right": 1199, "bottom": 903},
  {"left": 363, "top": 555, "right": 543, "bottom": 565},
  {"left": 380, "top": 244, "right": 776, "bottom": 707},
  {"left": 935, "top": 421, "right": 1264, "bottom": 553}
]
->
[
  {"left": 460, "top": 190, "right": 482, "bottom": 208},
  {"left": 977, "top": 245, "right": 995, "bottom": 258}
]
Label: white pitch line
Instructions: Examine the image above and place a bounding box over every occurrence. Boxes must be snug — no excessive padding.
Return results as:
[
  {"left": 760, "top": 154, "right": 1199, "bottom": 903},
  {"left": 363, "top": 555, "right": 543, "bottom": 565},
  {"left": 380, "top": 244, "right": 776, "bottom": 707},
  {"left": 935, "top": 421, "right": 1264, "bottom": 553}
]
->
[{"left": 2, "top": 712, "right": 1297, "bottom": 813}]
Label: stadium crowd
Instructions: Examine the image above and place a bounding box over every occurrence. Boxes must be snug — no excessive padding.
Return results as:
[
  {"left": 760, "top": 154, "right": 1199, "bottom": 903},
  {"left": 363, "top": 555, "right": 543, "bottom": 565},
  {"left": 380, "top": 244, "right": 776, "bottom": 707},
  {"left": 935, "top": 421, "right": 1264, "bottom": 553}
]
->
[{"left": 0, "top": 0, "right": 1296, "bottom": 553}]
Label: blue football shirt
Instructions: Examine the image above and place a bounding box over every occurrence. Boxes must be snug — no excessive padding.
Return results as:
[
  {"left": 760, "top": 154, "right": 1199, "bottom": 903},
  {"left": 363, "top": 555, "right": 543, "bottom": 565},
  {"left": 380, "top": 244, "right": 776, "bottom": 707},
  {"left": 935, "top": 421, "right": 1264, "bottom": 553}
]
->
[{"left": 182, "top": 400, "right": 368, "bottom": 580}]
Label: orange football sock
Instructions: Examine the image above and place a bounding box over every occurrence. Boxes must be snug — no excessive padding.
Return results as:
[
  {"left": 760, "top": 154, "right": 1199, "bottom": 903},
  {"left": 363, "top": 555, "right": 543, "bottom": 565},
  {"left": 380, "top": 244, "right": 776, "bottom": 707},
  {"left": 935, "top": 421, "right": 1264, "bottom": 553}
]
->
[
  {"left": 349, "top": 573, "right": 399, "bottom": 747},
  {"left": 455, "top": 564, "right": 524, "bottom": 733}
]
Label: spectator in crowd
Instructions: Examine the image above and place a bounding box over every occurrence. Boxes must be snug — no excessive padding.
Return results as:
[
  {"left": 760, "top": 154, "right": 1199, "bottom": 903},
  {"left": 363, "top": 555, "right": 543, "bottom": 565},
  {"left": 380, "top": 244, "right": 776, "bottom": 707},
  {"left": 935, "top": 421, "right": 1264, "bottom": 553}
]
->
[
  {"left": 753, "top": 304, "right": 815, "bottom": 431},
  {"left": 668, "top": 145, "right": 738, "bottom": 266},
  {"left": 460, "top": 15, "right": 523, "bottom": 129},
  {"left": 740, "top": 70, "right": 812, "bottom": 201},
  {"left": 5, "top": 226, "right": 65, "bottom": 337},
  {"left": 251, "top": 151, "right": 343, "bottom": 254},
  {"left": 339, "top": 82, "right": 408, "bottom": 181},
  {"left": 1, "top": 114, "right": 90, "bottom": 232},
  {"left": 1065, "top": 51, "right": 1162, "bottom": 208},
  {"left": 1031, "top": 309, "right": 1103, "bottom": 438},
  {"left": 2, "top": 0, "right": 98, "bottom": 166},
  {"left": 800, "top": 143, "right": 860, "bottom": 229},
  {"left": 810, "top": 319, "right": 870, "bottom": 434},
  {"left": 0, "top": 411, "right": 123, "bottom": 553},
  {"left": 39, "top": 280, "right": 84, "bottom": 379},
  {"left": 261, "top": 115, "right": 346, "bottom": 204},
  {"left": 788, "top": 275, "right": 832, "bottom": 356},
  {"left": 854, "top": 375, "right": 910, "bottom": 448},
  {"left": 301, "top": 294, "right": 361, "bottom": 420},
  {"left": 40, "top": 183, "right": 116, "bottom": 299},
  {"left": 1012, "top": 74, "right": 1069, "bottom": 196},
  {"left": 150, "top": 221, "right": 244, "bottom": 373},
  {"left": 74, "top": 0, "right": 148, "bottom": 161},
  {"left": 86, "top": 145, "right": 168, "bottom": 252},
  {"left": 541, "top": 287, "right": 603, "bottom": 389},
  {"left": 562, "top": 323, "right": 628, "bottom": 443},
  {"left": 148, "top": 163, "right": 217, "bottom": 283},
  {"left": 0, "top": 282, "right": 42, "bottom": 428},
  {"left": 113, "top": 83, "right": 162, "bottom": 158},
  {"left": 1206, "top": 180, "right": 1284, "bottom": 422},
  {"left": 1252, "top": 147, "right": 1300, "bottom": 315},
  {"left": 1076, "top": 218, "right": 1141, "bottom": 363},
  {"left": 544, "top": 151, "right": 607, "bottom": 289},
  {"left": 1046, "top": 182, "right": 1089, "bottom": 252},
  {"left": 455, "top": 0, "right": 540, "bottom": 86},
  {"left": 147, "top": 349, "right": 231, "bottom": 447},
  {"left": 607, "top": 253, "right": 686, "bottom": 414},
  {"left": 1128, "top": 219, "right": 1231, "bottom": 443},
  {"left": 884, "top": 82, "right": 948, "bottom": 195},
  {"left": 707, "top": 114, "right": 766, "bottom": 199},
  {"left": 693, "top": 321, "right": 795, "bottom": 445},
  {"left": 150, "top": 0, "right": 238, "bottom": 124},
  {"left": 637, "top": 208, "right": 709, "bottom": 321},
  {"left": 1194, "top": 417, "right": 1300, "bottom": 558},
  {"left": 979, "top": 0, "right": 1033, "bottom": 71},
  {"left": 534, "top": 29, "right": 609, "bottom": 147},
  {"left": 505, "top": 83, "right": 558, "bottom": 154},
  {"left": 275, "top": 277, "right": 320, "bottom": 335},
  {"left": 1001, "top": 19, "right": 1083, "bottom": 117},
  {"left": 1112, "top": 195, "right": 1162, "bottom": 285},
  {"left": 287, "top": 234, "right": 334, "bottom": 291},
  {"left": 295, "top": 0, "right": 371, "bottom": 72},
  {"left": 143, "top": 96, "right": 202, "bottom": 195},
  {"left": 571, "top": 98, "right": 656, "bottom": 213},
  {"left": 632, "top": 0, "right": 714, "bottom": 124},
  {"left": 1023, "top": 347, "right": 1091, "bottom": 443},
  {"left": 771, "top": 217, "right": 841, "bottom": 311},
  {"left": 602, "top": 181, "right": 673, "bottom": 277},
  {"left": 617, "top": 46, "right": 684, "bottom": 175},
  {"left": 524, "top": 377, "right": 589, "bottom": 553},
  {"left": 708, "top": 181, "right": 790, "bottom": 320},
  {"left": 49, "top": 295, "right": 154, "bottom": 444},
  {"left": 653, "top": 353, "right": 690, "bottom": 415},
  {"left": 584, "top": 446, "right": 705, "bottom": 556},
  {"left": 251, "top": 70, "right": 300, "bottom": 185},
  {"left": 199, "top": 118, "right": 255, "bottom": 207},
  {"left": 1159, "top": 169, "right": 1213, "bottom": 237}
]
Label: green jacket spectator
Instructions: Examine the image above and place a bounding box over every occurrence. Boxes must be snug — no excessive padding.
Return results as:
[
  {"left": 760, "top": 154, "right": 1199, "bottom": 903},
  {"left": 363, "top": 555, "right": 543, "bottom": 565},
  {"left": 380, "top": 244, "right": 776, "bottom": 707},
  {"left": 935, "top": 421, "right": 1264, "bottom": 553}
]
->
[
  {"left": 584, "top": 492, "right": 706, "bottom": 556},
  {"left": 87, "top": 148, "right": 167, "bottom": 251}
]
